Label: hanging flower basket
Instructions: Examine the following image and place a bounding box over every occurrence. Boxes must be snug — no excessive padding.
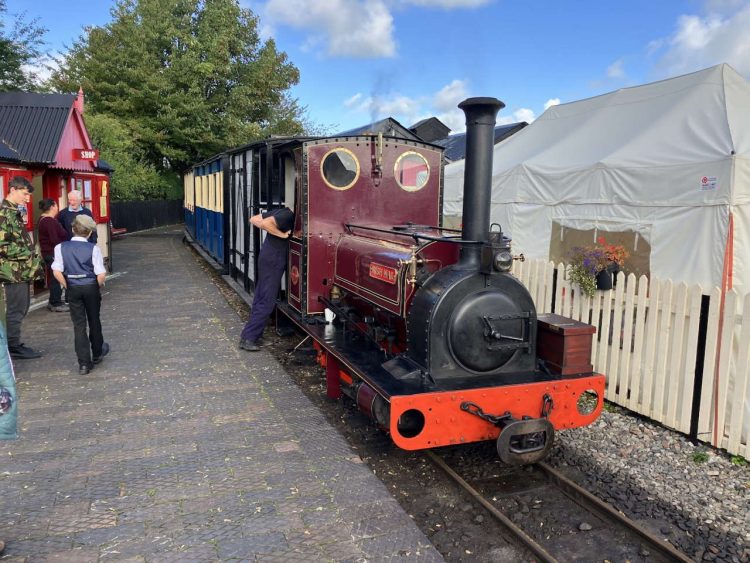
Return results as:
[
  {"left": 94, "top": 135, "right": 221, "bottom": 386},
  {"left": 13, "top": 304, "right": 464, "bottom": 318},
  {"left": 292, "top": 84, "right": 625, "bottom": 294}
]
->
[
  {"left": 568, "top": 239, "right": 629, "bottom": 297},
  {"left": 596, "top": 267, "right": 613, "bottom": 290}
]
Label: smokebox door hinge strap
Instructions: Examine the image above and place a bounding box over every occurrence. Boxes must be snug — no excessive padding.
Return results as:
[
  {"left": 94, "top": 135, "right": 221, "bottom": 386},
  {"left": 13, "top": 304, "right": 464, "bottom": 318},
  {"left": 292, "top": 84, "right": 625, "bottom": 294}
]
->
[{"left": 460, "top": 401, "right": 512, "bottom": 426}]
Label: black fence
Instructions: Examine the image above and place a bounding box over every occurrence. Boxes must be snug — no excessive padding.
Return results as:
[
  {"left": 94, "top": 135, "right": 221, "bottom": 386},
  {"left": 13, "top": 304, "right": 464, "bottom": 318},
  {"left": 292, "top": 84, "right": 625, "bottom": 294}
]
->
[{"left": 110, "top": 200, "right": 183, "bottom": 233}]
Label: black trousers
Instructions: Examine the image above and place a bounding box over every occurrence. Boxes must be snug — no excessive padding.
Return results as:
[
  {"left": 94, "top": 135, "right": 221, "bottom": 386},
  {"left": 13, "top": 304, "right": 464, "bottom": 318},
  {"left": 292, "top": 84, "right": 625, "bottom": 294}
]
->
[
  {"left": 67, "top": 283, "right": 103, "bottom": 367},
  {"left": 43, "top": 255, "right": 64, "bottom": 306}
]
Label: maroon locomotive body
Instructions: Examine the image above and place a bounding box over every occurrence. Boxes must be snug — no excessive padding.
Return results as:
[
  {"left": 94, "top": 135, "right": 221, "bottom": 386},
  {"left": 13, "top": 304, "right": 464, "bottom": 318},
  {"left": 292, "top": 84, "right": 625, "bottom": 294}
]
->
[{"left": 269, "top": 98, "right": 605, "bottom": 464}]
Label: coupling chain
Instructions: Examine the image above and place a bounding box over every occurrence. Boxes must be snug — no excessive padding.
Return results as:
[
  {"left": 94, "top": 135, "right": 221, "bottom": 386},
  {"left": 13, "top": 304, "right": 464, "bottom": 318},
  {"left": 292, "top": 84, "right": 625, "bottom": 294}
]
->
[{"left": 460, "top": 401, "right": 511, "bottom": 426}]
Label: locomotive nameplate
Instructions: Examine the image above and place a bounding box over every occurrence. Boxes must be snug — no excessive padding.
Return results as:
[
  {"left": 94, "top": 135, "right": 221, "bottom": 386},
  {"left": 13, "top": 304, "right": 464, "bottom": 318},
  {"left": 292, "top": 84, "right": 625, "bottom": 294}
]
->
[{"left": 369, "top": 262, "right": 398, "bottom": 285}]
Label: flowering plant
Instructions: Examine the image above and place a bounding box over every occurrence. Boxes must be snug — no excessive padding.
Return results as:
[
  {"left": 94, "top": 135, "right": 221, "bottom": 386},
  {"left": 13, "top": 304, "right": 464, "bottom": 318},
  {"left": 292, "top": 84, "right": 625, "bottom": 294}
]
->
[
  {"left": 597, "top": 237, "right": 629, "bottom": 267},
  {"left": 567, "top": 245, "right": 610, "bottom": 298},
  {"left": 567, "top": 239, "right": 629, "bottom": 297}
]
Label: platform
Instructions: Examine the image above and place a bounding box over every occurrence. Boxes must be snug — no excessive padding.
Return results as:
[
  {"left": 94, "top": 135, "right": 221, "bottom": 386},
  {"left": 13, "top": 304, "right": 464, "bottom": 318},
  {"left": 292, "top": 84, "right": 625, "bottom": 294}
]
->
[{"left": 0, "top": 226, "right": 442, "bottom": 561}]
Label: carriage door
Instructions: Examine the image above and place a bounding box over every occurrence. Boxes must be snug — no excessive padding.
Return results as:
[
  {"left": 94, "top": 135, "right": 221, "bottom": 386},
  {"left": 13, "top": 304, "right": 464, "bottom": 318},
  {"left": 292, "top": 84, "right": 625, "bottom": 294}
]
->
[{"left": 229, "top": 151, "right": 245, "bottom": 281}]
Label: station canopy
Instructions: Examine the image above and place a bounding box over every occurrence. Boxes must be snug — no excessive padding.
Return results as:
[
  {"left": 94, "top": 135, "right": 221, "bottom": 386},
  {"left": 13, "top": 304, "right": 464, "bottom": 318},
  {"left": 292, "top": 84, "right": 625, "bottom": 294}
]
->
[{"left": 444, "top": 63, "right": 750, "bottom": 294}]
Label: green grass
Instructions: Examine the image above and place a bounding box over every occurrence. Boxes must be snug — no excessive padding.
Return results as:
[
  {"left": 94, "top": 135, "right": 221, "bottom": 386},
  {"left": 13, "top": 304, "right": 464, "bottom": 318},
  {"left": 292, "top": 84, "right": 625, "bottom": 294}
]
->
[
  {"left": 730, "top": 455, "right": 747, "bottom": 467},
  {"left": 692, "top": 451, "right": 710, "bottom": 464}
]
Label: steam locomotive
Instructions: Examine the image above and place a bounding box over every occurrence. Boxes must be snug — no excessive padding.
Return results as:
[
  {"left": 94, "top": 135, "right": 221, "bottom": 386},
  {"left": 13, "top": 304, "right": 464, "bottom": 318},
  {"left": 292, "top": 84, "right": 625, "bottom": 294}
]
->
[{"left": 185, "top": 97, "right": 605, "bottom": 464}]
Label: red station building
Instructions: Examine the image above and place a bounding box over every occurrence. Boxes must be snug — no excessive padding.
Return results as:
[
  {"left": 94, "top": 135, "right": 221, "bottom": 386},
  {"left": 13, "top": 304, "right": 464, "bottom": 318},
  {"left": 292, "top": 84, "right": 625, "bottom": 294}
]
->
[{"left": 0, "top": 90, "right": 112, "bottom": 274}]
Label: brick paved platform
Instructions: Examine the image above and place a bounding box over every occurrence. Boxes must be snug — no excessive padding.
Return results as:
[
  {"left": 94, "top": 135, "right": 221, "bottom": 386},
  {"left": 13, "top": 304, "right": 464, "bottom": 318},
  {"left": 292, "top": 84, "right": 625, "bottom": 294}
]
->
[{"left": 0, "top": 228, "right": 442, "bottom": 562}]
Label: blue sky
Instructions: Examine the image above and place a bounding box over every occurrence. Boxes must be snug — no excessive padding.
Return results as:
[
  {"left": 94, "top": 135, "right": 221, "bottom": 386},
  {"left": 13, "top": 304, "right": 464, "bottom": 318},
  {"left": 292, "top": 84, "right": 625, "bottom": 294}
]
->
[{"left": 6, "top": 0, "right": 750, "bottom": 134}]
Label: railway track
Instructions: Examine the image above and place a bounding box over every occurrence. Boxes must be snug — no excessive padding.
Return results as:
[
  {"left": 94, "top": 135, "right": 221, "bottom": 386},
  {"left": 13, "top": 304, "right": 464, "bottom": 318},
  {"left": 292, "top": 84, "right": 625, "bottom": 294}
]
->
[{"left": 426, "top": 451, "right": 693, "bottom": 563}]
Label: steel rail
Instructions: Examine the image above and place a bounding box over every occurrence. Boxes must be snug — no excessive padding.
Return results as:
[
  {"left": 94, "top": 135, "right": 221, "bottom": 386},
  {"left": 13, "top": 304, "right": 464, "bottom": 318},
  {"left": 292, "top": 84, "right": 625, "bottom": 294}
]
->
[
  {"left": 425, "top": 451, "right": 557, "bottom": 563},
  {"left": 537, "top": 461, "right": 693, "bottom": 563},
  {"left": 427, "top": 451, "right": 693, "bottom": 563}
]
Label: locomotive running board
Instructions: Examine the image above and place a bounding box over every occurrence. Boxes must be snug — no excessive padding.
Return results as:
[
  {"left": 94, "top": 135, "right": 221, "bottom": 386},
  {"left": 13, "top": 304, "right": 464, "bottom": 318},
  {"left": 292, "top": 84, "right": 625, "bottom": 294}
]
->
[{"left": 277, "top": 303, "right": 606, "bottom": 451}]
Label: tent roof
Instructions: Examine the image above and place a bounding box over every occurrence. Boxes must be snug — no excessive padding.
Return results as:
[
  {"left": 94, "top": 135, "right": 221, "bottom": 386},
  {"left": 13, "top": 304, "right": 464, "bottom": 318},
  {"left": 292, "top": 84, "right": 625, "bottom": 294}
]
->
[{"left": 445, "top": 63, "right": 750, "bottom": 207}]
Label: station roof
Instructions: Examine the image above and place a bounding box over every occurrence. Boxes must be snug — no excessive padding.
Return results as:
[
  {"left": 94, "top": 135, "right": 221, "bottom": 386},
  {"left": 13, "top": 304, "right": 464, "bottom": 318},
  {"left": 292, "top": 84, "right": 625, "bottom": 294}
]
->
[
  {"left": 0, "top": 139, "right": 20, "bottom": 162},
  {"left": 0, "top": 92, "right": 76, "bottom": 164}
]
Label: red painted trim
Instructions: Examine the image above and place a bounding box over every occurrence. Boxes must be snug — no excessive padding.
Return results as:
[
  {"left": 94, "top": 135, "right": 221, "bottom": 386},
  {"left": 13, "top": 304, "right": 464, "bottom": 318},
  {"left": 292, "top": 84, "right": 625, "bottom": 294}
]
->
[
  {"left": 389, "top": 375, "right": 606, "bottom": 450},
  {"left": 325, "top": 352, "right": 341, "bottom": 399},
  {"left": 712, "top": 212, "right": 734, "bottom": 445}
]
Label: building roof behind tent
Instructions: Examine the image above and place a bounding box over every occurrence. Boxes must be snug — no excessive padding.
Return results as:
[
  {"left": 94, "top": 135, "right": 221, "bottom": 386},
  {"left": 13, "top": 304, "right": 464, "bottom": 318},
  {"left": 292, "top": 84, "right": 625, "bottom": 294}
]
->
[
  {"left": 436, "top": 122, "right": 527, "bottom": 162},
  {"left": 335, "top": 117, "right": 423, "bottom": 141},
  {"left": 0, "top": 92, "right": 75, "bottom": 164},
  {"left": 409, "top": 117, "right": 451, "bottom": 143}
]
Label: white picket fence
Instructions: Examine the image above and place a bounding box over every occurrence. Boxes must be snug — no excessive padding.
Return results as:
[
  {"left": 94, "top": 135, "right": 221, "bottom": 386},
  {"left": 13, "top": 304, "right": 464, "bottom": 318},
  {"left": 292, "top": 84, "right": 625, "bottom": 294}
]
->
[{"left": 512, "top": 259, "right": 749, "bottom": 458}]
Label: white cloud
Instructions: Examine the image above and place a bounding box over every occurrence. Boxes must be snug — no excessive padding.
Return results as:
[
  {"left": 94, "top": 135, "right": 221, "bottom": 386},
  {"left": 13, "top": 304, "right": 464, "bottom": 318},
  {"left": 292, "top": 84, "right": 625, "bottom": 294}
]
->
[
  {"left": 607, "top": 59, "right": 625, "bottom": 78},
  {"left": 343, "top": 93, "right": 364, "bottom": 108},
  {"left": 264, "top": 0, "right": 396, "bottom": 58},
  {"left": 543, "top": 98, "right": 560, "bottom": 110},
  {"left": 513, "top": 108, "right": 536, "bottom": 123},
  {"left": 342, "top": 79, "right": 464, "bottom": 129},
  {"left": 436, "top": 110, "right": 465, "bottom": 132},
  {"left": 340, "top": 80, "right": 546, "bottom": 134},
  {"left": 433, "top": 79, "right": 469, "bottom": 112},
  {"left": 652, "top": 3, "right": 750, "bottom": 76},
  {"left": 262, "top": 0, "right": 493, "bottom": 58}
]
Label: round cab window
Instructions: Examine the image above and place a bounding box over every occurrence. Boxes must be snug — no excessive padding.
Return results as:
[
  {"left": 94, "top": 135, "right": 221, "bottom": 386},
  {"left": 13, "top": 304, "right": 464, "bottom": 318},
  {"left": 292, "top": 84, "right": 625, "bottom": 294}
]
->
[
  {"left": 321, "top": 148, "right": 359, "bottom": 190},
  {"left": 395, "top": 152, "right": 429, "bottom": 192}
]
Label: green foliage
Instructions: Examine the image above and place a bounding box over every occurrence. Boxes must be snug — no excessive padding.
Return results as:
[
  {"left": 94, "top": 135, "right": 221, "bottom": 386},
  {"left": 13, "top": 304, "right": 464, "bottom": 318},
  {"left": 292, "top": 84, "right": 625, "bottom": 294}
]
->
[
  {"left": 84, "top": 113, "right": 181, "bottom": 200},
  {"left": 0, "top": 0, "right": 47, "bottom": 91},
  {"left": 602, "top": 401, "right": 619, "bottom": 413},
  {"left": 48, "top": 0, "right": 304, "bottom": 176},
  {"left": 568, "top": 263, "right": 598, "bottom": 298},
  {"left": 730, "top": 455, "right": 747, "bottom": 467},
  {"left": 691, "top": 451, "right": 710, "bottom": 464}
]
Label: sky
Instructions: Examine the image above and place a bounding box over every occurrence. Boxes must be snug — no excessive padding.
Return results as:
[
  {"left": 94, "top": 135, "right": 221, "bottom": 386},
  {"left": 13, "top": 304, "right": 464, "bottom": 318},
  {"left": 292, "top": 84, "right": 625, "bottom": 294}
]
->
[{"left": 5, "top": 0, "right": 750, "bottom": 134}]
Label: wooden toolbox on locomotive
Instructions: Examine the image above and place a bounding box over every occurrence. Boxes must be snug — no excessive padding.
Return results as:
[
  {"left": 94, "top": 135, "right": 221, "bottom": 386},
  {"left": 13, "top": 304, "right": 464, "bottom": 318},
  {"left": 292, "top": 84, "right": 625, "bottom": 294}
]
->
[{"left": 536, "top": 313, "right": 596, "bottom": 376}]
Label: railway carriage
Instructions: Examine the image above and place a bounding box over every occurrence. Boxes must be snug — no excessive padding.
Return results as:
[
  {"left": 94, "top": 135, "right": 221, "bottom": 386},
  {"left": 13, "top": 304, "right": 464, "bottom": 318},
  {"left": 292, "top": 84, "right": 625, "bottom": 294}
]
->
[
  {"left": 185, "top": 98, "right": 606, "bottom": 463},
  {"left": 183, "top": 154, "right": 227, "bottom": 265}
]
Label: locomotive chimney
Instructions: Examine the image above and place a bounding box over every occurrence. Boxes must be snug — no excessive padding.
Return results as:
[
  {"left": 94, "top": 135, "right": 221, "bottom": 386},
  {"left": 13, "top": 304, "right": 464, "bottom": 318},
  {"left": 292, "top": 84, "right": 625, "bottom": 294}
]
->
[{"left": 457, "top": 97, "right": 504, "bottom": 268}]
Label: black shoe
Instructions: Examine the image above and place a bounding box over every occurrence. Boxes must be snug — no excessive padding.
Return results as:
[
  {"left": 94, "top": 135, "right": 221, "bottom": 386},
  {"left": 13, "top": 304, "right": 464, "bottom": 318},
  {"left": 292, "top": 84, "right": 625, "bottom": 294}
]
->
[
  {"left": 238, "top": 338, "right": 261, "bottom": 352},
  {"left": 47, "top": 303, "right": 70, "bottom": 312},
  {"left": 9, "top": 345, "right": 42, "bottom": 360},
  {"left": 79, "top": 363, "right": 93, "bottom": 375},
  {"left": 93, "top": 342, "right": 110, "bottom": 364}
]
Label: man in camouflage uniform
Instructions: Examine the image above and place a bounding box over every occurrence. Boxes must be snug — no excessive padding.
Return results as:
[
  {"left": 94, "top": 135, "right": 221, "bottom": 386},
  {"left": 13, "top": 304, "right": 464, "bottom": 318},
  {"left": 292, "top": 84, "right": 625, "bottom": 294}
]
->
[{"left": 0, "top": 177, "right": 44, "bottom": 359}]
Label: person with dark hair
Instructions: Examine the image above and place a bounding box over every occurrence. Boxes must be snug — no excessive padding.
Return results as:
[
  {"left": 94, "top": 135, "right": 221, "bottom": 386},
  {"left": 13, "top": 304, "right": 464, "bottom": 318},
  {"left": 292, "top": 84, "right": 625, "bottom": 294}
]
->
[
  {"left": 37, "top": 199, "right": 70, "bottom": 312},
  {"left": 52, "top": 215, "right": 109, "bottom": 375},
  {"left": 0, "top": 176, "right": 44, "bottom": 360},
  {"left": 238, "top": 207, "right": 295, "bottom": 351},
  {"left": 58, "top": 190, "right": 97, "bottom": 244}
]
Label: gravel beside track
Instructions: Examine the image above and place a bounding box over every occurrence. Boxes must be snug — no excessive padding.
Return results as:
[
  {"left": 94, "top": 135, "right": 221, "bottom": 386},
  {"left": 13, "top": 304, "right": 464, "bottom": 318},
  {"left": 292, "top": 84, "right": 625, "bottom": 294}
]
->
[{"left": 549, "top": 409, "right": 749, "bottom": 562}]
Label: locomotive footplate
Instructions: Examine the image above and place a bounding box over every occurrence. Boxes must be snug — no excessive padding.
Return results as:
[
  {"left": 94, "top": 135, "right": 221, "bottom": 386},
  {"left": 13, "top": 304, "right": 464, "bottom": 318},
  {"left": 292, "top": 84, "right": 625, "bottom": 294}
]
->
[{"left": 278, "top": 303, "right": 605, "bottom": 456}]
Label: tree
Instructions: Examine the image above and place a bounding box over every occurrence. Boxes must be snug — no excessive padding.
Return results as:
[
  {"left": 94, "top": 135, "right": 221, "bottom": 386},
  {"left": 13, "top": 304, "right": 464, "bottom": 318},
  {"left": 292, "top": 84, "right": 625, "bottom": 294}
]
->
[
  {"left": 0, "top": 0, "right": 47, "bottom": 91},
  {"left": 83, "top": 113, "right": 181, "bottom": 201},
  {"left": 49, "top": 0, "right": 304, "bottom": 175}
]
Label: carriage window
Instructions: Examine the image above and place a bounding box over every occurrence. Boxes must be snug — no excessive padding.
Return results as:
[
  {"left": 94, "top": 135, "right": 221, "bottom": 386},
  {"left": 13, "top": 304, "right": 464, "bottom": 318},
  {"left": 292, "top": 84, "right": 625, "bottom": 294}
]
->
[
  {"left": 395, "top": 152, "right": 429, "bottom": 192},
  {"left": 321, "top": 148, "right": 359, "bottom": 190}
]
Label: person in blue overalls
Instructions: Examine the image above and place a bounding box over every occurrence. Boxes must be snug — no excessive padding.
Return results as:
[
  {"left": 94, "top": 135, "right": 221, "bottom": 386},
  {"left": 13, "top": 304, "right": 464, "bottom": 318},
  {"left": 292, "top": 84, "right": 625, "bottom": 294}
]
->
[
  {"left": 239, "top": 206, "right": 295, "bottom": 352},
  {"left": 51, "top": 215, "right": 109, "bottom": 374}
]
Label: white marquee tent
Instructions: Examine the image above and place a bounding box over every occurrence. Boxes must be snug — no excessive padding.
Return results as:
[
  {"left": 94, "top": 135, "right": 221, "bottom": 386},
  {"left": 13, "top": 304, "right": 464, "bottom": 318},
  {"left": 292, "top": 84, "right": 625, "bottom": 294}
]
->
[{"left": 444, "top": 63, "right": 750, "bottom": 295}]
